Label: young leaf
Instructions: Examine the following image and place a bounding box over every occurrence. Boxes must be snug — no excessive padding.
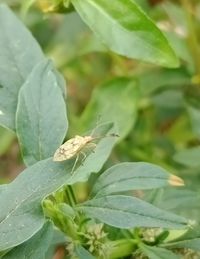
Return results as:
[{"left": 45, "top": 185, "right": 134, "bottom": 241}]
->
[
  {"left": 16, "top": 60, "right": 68, "bottom": 166},
  {"left": 140, "top": 244, "right": 180, "bottom": 259},
  {"left": 3, "top": 221, "right": 53, "bottom": 259},
  {"left": 76, "top": 195, "right": 188, "bottom": 229},
  {"left": 0, "top": 4, "right": 44, "bottom": 130},
  {"left": 71, "top": 0, "right": 179, "bottom": 67},
  {"left": 91, "top": 162, "right": 184, "bottom": 197}
]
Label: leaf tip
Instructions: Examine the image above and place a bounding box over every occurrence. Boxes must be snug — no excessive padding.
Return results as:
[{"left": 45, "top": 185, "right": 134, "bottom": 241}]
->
[{"left": 168, "top": 175, "right": 184, "bottom": 187}]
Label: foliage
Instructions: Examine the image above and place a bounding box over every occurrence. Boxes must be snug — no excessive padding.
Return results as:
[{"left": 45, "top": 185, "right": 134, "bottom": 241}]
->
[{"left": 0, "top": 0, "right": 200, "bottom": 258}]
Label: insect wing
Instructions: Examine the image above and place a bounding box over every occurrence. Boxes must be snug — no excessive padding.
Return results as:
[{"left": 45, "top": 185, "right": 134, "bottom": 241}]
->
[{"left": 53, "top": 136, "right": 87, "bottom": 161}]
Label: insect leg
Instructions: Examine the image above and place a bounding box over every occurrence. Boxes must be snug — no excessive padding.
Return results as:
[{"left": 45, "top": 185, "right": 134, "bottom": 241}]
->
[
  {"left": 71, "top": 153, "right": 80, "bottom": 175},
  {"left": 80, "top": 151, "right": 87, "bottom": 165},
  {"left": 86, "top": 142, "right": 96, "bottom": 153}
]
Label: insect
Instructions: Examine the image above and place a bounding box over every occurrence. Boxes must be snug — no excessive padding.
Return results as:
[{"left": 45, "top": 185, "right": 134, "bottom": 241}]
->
[{"left": 53, "top": 132, "right": 119, "bottom": 174}]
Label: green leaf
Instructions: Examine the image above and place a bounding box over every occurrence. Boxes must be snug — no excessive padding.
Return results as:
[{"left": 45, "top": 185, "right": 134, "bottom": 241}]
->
[
  {"left": 0, "top": 123, "right": 113, "bottom": 251},
  {"left": 173, "top": 147, "right": 200, "bottom": 167},
  {"left": 152, "top": 90, "right": 184, "bottom": 109},
  {"left": 68, "top": 122, "right": 117, "bottom": 184},
  {"left": 187, "top": 105, "right": 200, "bottom": 139},
  {"left": 3, "top": 221, "right": 53, "bottom": 259},
  {"left": 149, "top": 189, "right": 200, "bottom": 212},
  {"left": 163, "top": 226, "right": 200, "bottom": 251},
  {"left": 74, "top": 245, "right": 95, "bottom": 259},
  {"left": 140, "top": 244, "right": 180, "bottom": 259},
  {"left": 0, "top": 4, "right": 44, "bottom": 131},
  {"left": 71, "top": 0, "right": 179, "bottom": 67},
  {"left": 0, "top": 185, "right": 7, "bottom": 193},
  {"left": 138, "top": 68, "right": 190, "bottom": 95},
  {"left": 0, "top": 159, "right": 74, "bottom": 251},
  {"left": 76, "top": 195, "right": 188, "bottom": 229},
  {"left": 91, "top": 162, "right": 183, "bottom": 197},
  {"left": 16, "top": 60, "right": 68, "bottom": 166},
  {"left": 79, "top": 78, "right": 139, "bottom": 140}
]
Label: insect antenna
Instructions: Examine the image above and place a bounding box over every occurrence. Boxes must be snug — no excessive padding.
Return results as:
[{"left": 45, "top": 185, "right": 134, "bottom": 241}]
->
[
  {"left": 92, "top": 133, "right": 120, "bottom": 141},
  {"left": 89, "top": 114, "right": 102, "bottom": 137}
]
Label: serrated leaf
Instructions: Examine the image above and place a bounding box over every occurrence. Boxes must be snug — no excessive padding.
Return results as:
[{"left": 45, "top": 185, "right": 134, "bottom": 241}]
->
[
  {"left": 0, "top": 4, "right": 44, "bottom": 130},
  {"left": 173, "top": 147, "right": 200, "bottom": 167},
  {"left": 0, "top": 123, "right": 114, "bottom": 251},
  {"left": 80, "top": 78, "right": 139, "bottom": 140},
  {"left": 91, "top": 162, "right": 183, "bottom": 197},
  {"left": 76, "top": 195, "right": 188, "bottom": 229},
  {"left": 71, "top": 0, "right": 179, "bottom": 67},
  {"left": 140, "top": 244, "right": 180, "bottom": 259},
  {"left": 16, "top": 59, "right": 68, "bottom": 166},
  {"left": 3, "top": 221, "right": 53, "bottom": 259}
]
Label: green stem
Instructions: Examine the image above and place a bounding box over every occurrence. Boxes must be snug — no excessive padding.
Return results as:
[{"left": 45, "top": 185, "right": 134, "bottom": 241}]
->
[
  {"left": 65, "top": 186, "right": 77, "bottom": 207},
  {"left": 181, "top": 0, "right": 200, "bottom": 81},
  {"left": 106, "top": 239, "right": 138, "bottom": 259}
]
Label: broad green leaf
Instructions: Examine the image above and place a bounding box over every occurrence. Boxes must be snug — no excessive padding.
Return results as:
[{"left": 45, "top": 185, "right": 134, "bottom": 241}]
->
[
  {"left": 76, "top": 195, "right": 188, "bottom": 229},
  {"left": 74, "top": 245, "right": 95, "bottom": 259},
  {"left": 140, "top": 244, "right": 180, "bottom": 259},
  {"left": 16, "top": 60, "right": 68, "bottom": 166},
  {"left": 0, "top": 123, "right": 113, "bottom": 251},
  {"left": 0, "top": 4, "right": 44, "bottom": 130},
  {"left": 79, "top": 78, "right": 139, "bottom": 140},
  {"left": 3, "top": 221, "right": 53, "bottom": 259},
  {"left": 91, "top": 162, "right": 184, "bottom": 197},
  {"left": 0, "top": 185, "right": 7, "bottom": 194},
  {"left": 173, "top": 147, "right": 200, "bottom": 167},
  {"left": 163, "top": 226, "right": 200, "bottom": 251},
  {"left": 0, "top": 158, "right": 73, "bottom": 251},
  {"left": 71, "top": 0, "right": 179, "bottom": 67}
]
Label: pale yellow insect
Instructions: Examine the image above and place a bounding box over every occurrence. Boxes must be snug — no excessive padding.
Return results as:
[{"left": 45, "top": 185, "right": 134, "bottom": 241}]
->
[
  {"left": 53, "top": 132, "right": 118, "bottom": 174},
  {"left": 53, "top": 135, "right": 95, "bottom": 162}
]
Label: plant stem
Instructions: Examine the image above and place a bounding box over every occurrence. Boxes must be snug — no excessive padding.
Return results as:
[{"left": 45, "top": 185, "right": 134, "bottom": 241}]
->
[
  {"left": 106, "top": 239, "right": 138, "bottom": 259},
  {"left": 65, "top": 186, "right": 77, "bottom": 207},
  {"left": 181, "top": 0, "right": 200, "bottom": 82}
]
